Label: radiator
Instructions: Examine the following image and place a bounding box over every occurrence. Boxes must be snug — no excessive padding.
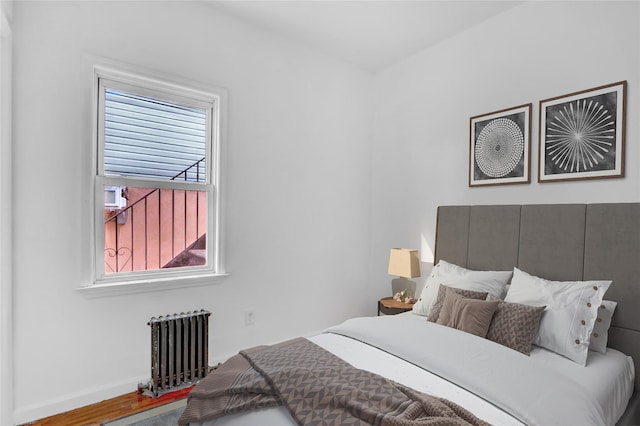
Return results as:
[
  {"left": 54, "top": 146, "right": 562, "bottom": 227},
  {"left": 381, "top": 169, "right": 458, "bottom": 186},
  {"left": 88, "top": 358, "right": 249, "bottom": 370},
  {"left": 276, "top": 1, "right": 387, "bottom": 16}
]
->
[{"left": 144, "top": 310, "right": 211, "bottom": 396}]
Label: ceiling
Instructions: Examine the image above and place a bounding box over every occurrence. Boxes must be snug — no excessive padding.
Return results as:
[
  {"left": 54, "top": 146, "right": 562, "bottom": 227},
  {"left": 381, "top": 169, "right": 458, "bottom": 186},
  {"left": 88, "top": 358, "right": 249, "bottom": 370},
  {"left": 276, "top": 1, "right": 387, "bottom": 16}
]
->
[{"left": 205, "top": 1, "right": 523, "bottom": 72}]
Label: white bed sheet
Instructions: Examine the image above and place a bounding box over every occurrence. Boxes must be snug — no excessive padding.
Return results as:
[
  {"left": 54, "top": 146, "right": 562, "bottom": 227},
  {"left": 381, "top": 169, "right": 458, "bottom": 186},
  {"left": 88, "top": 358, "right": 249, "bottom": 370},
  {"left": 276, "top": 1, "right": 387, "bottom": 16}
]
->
[
  {"left": 193, "top": 313, "right": 634, "bottom": 426},
  {"left": 395, "top": 312, "right": 634, "bottom": 425},
  {"left": 309, "top": 332, "right": 523, "bottom": 425},
  {"left": 526, "top": 342, "right": 634, "bottom": 425},
  {"left": 196, "top": 331, "right": 523, "bottom": 425}
]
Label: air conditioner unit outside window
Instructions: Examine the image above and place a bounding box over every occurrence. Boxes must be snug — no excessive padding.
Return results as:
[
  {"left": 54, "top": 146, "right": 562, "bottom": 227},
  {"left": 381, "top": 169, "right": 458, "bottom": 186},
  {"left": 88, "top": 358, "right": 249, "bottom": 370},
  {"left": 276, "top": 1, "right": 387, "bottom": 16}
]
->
[{"left": 104, "top": 186, "right": 127, "bottom": 209}]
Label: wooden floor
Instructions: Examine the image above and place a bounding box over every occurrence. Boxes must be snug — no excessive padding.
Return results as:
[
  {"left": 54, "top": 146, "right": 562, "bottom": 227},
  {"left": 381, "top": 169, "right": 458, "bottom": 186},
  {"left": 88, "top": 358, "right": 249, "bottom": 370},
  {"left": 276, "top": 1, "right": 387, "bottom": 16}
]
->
[{"left": 22, "top": 386, "right": 193, "bottom": 426}]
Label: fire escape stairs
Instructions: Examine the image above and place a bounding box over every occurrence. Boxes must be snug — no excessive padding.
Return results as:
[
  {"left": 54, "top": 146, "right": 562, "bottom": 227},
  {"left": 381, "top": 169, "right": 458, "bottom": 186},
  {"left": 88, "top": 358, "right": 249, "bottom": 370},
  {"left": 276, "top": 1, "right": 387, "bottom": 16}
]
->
[
  {"left": 162, "top": 234, "right": 207, "bottom": 269},
  {"left": 105, "top": 157, "right": 207, "bottom": 272}
]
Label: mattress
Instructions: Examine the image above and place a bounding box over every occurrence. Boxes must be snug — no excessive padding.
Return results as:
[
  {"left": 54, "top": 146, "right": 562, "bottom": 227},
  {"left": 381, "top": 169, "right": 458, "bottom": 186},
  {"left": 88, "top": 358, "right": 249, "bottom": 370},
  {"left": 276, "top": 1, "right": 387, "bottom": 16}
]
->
[{"left": 188, "top": 313, "right": 633, "bottom": 426}]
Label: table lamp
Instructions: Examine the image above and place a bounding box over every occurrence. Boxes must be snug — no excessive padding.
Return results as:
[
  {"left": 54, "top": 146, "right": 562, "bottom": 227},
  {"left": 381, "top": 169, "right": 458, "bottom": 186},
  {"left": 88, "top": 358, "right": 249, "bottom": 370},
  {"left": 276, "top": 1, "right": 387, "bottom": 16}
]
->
[{"left": 388, "top": 248, "right": 420, "bottom": 297}]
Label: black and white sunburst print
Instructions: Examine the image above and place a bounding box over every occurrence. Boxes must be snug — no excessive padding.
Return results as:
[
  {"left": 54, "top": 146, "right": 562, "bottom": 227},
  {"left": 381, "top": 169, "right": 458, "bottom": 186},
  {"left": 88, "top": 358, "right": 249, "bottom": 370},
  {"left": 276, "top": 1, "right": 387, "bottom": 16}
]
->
[{"left": 544, "top": 92, "right": 617, "bottom": 174}]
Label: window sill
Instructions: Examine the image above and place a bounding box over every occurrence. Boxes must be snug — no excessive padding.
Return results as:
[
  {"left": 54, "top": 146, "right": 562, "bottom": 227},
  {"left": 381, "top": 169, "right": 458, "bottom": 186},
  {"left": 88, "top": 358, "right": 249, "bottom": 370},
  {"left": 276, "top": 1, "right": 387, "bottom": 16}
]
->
[{"left": 77, "top": 272, "right": 229, "bottom": 298}]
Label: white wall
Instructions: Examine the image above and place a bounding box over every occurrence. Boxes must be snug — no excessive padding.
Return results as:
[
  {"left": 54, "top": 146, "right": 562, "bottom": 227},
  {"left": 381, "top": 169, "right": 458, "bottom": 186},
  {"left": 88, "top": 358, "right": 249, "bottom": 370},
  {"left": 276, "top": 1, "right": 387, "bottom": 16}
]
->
[
  {"left": 10, "top": 1, "right": 640, "bottom": 424},
  {"left": 0, "top": 1, "right": 13, "bottom": 425},
  {"left": 371, "top": 1, "right": 640, "bottom": 297},
  {"left": 11, "top": 2, "right": 372, "bottom": 423}
]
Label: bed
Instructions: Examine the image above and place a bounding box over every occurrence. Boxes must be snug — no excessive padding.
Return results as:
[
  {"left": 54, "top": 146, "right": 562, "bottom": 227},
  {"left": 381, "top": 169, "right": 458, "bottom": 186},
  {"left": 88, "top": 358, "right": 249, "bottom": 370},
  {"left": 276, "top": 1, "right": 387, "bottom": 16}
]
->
[{"left": 180, "top": 203, "right": 640, "bottom": 426}]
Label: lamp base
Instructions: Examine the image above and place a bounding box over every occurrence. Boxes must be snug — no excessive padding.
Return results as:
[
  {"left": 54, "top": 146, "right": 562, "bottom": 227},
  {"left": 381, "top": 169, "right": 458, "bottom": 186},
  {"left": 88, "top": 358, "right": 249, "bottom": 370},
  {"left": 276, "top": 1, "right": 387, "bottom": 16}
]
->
[{"left": 391, "top": 277, "right": 416, "bottom": 298}]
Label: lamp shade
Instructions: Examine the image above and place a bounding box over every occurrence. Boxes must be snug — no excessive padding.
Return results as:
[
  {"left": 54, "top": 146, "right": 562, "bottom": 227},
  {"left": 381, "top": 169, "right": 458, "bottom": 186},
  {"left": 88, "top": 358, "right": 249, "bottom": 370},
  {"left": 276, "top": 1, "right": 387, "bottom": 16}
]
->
[{"left": 388, "top": 248, "right": 420, "bottom": 278}]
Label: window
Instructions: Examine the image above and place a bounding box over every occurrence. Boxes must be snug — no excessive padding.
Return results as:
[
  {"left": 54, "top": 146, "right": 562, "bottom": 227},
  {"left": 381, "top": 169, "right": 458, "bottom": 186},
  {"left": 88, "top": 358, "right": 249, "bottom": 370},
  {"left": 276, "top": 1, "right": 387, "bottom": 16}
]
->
[{"left": 92, "top": 66, "right": 225, "bottom": 289}]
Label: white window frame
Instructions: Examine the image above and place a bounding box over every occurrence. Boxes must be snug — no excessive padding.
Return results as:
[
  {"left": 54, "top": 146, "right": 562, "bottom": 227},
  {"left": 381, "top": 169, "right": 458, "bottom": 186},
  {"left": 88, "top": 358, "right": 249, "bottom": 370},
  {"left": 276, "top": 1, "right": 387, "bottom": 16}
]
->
[{"left": 82, "top": 65, "right": 227, "bottom": 296}]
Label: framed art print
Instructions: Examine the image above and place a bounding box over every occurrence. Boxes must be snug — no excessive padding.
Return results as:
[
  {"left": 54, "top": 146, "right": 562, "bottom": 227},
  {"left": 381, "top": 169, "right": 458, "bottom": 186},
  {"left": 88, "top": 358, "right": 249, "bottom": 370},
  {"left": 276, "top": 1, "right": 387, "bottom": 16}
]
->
[
  {"left": 538, "top": 81, "right": 626, "bottom": 183},
  {"left": 469, "top": 103, "right": 531, "bottom": 187}
]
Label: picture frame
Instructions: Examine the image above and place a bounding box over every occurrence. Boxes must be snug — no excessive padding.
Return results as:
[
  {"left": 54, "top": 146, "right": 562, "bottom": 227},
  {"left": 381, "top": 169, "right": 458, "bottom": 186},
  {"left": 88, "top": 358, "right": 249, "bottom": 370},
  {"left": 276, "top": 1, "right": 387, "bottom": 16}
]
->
[
  {"left": 538, "top": 81, "right": 626, "bottom": 183},
  {"left": 469, "top": 103, "right": 532, "bottom": 187}
]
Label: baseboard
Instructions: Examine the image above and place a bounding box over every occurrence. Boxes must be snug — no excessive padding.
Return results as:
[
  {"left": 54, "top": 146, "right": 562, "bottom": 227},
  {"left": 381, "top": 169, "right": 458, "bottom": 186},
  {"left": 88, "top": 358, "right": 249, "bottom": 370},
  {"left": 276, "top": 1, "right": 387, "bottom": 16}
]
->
[
  {"left": 13, "top": 375, "right": 148, "bottom": 426},
  {"left": 13, "top": 332, "right": 329, "bottom": 425},
  {"left": 12, "top": 353, "right": 236, "bottom": 426}
]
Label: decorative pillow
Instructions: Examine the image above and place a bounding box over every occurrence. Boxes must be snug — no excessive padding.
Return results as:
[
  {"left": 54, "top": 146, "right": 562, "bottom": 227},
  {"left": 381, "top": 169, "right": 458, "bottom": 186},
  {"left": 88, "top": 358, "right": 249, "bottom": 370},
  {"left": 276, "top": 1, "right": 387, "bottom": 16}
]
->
[
  {"left": 589, "top": 300, "right": 617, "bottom": 354},
  {"left": 486, "top": 301, "right": 546, "bottom": 355},
  {"left": 427, "top": 285, "right": 488, "bottom": 322},
  {"left": 412, "top": 260, "right": 512, "bottom": 317},
  {"left": 436, "top": 289, "right": 500, "bottom": 338},
  {"left": 504, "top": 268, "right": 611, "bottom": 365}
]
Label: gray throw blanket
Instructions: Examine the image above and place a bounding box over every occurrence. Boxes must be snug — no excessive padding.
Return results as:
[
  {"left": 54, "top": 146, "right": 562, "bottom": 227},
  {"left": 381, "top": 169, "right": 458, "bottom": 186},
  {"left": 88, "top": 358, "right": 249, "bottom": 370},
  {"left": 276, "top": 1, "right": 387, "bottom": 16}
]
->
[{"left": 178, "top": 337, "right": 491, "bottom": 426}]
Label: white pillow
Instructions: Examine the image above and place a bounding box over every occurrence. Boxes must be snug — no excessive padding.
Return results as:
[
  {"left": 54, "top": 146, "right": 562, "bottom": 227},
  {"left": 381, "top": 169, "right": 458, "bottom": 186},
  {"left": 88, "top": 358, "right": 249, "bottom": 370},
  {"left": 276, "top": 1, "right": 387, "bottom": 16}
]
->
[
  {"left": 505, "top": 268, "right": 611, "bottom": 366},
  {"left": 412, "top": 260, "right": 512, "bottom": 316},
  {"left": 589, "top": 300, "right": 617, "bottom": 354}
]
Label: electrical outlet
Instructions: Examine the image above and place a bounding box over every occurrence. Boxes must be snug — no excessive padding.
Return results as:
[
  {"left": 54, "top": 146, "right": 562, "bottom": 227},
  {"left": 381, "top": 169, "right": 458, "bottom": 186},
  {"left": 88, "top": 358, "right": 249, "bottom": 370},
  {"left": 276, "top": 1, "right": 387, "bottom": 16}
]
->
[{"left": 244, "top": 309, "right": 255, "bottom": 326}]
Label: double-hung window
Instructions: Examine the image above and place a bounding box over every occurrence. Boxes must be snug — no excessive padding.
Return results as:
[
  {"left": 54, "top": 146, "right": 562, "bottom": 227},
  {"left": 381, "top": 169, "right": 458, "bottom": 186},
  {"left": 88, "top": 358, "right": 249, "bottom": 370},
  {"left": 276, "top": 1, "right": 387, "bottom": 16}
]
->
[{"left": 92, "top": 66, "right": 224, "bottom": 290}]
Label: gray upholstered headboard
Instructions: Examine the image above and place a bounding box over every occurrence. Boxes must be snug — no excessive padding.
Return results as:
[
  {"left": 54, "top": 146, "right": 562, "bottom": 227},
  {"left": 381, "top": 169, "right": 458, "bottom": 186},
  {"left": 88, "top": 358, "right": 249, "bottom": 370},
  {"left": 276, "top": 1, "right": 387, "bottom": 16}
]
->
[{"left": 434, "top": 204, "right": 640, "bottom": 391}]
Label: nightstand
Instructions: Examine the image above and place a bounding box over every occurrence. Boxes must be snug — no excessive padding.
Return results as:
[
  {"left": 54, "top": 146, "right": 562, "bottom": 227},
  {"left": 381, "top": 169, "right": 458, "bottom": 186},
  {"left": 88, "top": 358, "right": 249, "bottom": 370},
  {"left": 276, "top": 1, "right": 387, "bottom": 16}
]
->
[{"left": 378, "top": 297, "right": 415, "bottom": 316}]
